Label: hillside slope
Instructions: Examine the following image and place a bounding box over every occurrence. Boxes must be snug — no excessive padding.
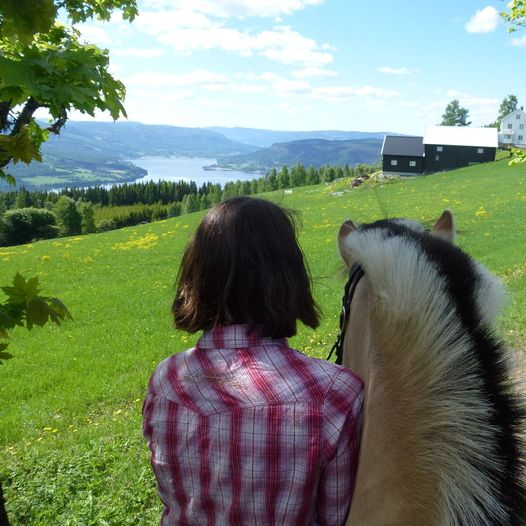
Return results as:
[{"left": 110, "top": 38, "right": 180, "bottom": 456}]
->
[
  {"left": 5, "top": 121, "right": 256, "bottom": 189},
  {"left": 217, "top": 137, "right": 382, "bottom": 170},
  {"left": 206, "top": 126, "right": 389, "bottom": 148},
  {"left": 1, "top": 159, "right": 525, "bottom": 524}
]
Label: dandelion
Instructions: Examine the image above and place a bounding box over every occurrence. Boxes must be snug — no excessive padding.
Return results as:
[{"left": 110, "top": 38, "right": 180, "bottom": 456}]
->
[
  {"left": 41, "top": 255, "right": 50, "bottom": 262},
  {"left": 475, "top": 207, "right": 490, "bottom": 218},
  {"left": 113, "top": 233, "right": 159, "bottom": 250}
]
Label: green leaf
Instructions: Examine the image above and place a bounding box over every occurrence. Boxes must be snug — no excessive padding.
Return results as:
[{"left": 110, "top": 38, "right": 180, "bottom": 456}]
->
[
  {"left": 49, "top": 297, "right": 73, "bottom": 323},
  {"left": 0, "top": 347, "right": 14, "bottom": 365},
  {"left": 26, "top": 298, "right": 52, "bottom": 328},
  {"left": 1, "top": 272, "right": 42, "bottom": 304},
  {"left": 0, "top": 0, "right": 55, "bottom": 41},
  {"left": 0, "top": 169, "right": 17, "bottom": 185}
]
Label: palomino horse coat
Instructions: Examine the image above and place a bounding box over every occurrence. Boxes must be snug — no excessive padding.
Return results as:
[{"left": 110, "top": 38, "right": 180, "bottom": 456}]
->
[{"left": 337, "top": 211, "right": 525, "bottom": 526}]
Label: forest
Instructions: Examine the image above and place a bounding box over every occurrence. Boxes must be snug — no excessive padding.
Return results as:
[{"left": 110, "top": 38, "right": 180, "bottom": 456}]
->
[{"left": 0, "top": 162, "right": 378, "bottom": 246}]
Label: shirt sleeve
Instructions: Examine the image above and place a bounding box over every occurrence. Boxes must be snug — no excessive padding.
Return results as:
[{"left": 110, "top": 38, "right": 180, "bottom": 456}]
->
[{"left": 316, "top": 370, "right": 364, "bottom": 526}]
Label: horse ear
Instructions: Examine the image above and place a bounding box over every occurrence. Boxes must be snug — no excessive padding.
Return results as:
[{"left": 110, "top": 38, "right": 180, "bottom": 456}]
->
[
  {"left": 338, "top": 219, "right": 357, "bottom": 267},
  {"left": 431, "top": 210, "right": 455, "bottom": 243}
]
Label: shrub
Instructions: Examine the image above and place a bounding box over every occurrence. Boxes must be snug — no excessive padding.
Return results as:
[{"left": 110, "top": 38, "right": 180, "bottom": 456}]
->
[
  {"left": 2, "top": 207, "right": 59, "bottom": 246},
  {"left": 96, "top": 218, "right": 118, "bottom": 232}
]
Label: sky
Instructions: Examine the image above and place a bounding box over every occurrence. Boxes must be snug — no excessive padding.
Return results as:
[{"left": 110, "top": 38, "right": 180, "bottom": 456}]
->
[{"left": 65, "top": 0, "right": 526, "bottom": 135}]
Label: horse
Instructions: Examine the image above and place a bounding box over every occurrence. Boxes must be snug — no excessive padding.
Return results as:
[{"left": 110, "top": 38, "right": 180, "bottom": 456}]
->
[{"left": 335, "top": 210, "right": 526, "bottom": 525}]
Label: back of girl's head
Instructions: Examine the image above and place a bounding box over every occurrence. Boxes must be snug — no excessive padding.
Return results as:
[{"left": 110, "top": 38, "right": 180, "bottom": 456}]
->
[{"left": 173, "top": 196, "right": 320, "bottom": 338}]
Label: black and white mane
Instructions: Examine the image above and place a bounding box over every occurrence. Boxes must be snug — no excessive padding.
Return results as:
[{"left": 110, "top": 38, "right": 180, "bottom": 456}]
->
[{"left": 338, "top": 214, "right": 526, "bottom": 525}]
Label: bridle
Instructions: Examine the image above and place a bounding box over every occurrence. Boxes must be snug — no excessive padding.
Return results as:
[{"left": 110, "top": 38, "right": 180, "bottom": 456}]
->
[{"left": 326, "top": 262, "right": 365, "bottom": 365}]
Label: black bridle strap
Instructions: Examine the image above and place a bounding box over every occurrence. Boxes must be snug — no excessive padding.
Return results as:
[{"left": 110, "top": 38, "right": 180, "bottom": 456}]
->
[{"left": 326, "top": 262, "right": 365, "bottom": 365}]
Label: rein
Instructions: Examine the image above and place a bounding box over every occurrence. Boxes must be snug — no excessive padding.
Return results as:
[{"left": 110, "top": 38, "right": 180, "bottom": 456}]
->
[{"left": 326, "top": 262, "right": 364, "bottom": 365}]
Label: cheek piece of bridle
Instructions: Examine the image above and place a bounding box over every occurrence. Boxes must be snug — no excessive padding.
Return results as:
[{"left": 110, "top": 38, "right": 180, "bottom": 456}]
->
[{"left": 326, "top": 262, "right": 365, "bottom": 366}]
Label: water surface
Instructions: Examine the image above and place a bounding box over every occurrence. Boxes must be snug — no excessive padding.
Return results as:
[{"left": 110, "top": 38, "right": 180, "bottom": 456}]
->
[{"left": 131, "top": 157, "right": 261, "bottom": 186}]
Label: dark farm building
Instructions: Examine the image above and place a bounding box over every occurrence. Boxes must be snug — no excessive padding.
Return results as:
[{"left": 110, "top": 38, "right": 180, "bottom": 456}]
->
[
  {"left": 423, "top": 126, "right": 497, "bottom": 172},
  {"left": 381, "top": 135, "right": 424, "bottom": 175},
  {"left": 382, "top": 126, "right": 498, "bottom": 175}
]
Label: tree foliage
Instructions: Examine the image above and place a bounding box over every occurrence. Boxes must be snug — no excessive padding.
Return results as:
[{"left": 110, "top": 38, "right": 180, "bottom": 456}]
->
[
  {"left": 0, "top": 0, "right": 137, "bottom": 184},
  {"left": 501, "top": 0, "right": 526, "bottom": 30},
  {"left": 440, "top": 100, "right": 471, "bottom": 127},
  {"left": 53, "top": 195, "right": 82, "bottom": 235},
  {"left": 0, "top": 273, "right": 72, "bottom": 365},
  {"left": 499, "top": 94, "right": 519, "bottom": 121},
  {"left": 1, "top": 207, "right": 59, "bottom": 245}
]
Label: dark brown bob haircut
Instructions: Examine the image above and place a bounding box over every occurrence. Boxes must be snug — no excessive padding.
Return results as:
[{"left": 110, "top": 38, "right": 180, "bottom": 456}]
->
[{"left": 173, "top": 196, "right": 320, "bottom": 338}]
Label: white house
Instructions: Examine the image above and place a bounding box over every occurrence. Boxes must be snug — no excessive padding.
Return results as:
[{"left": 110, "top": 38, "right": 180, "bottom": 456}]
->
[{"left": 499, "top": 108, "right": 526, "bottom": 146}]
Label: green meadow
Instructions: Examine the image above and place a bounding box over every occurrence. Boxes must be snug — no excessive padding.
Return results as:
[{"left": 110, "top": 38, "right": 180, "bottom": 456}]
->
[{"left": 1, "top": 158, "right": 525, "bottom": 524}]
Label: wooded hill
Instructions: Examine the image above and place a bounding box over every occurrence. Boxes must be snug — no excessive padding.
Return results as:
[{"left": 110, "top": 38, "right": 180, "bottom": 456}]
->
[
  {"left": 5, "top": 122, "right": 386, "bottom": 189},
  {"left": 216, "top": 137, "right": 382, "bottom": 171}
]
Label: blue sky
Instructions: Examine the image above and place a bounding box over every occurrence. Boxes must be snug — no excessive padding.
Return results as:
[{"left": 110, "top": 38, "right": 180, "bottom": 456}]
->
[{"left": 69, "top": 0, "right": 526, "bottom": 134}]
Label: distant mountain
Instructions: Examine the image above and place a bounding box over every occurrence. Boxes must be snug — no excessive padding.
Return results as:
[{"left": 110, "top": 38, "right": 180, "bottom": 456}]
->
[
  {"left": 4, "top": 121, "right": 386, "bottom": 189},
  {"left": 216, "top": 138, "right": 383, "bottom": 171},
  {"left": 6, "top": 121, "right": 257, "bottom": 189},
  {"left": 206, "top": 126, "right": 389, "bottom": 148},
  {"left": 40, "top": 121, "right": 256, "bottom": 160}
]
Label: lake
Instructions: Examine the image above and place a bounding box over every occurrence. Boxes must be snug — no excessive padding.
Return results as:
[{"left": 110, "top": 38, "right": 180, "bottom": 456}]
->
[{"left": 131, "top": 157, "right": 262, "bottom": 186}]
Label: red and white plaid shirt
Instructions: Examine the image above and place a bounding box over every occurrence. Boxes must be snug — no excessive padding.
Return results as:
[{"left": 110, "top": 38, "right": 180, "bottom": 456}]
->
[{"left": 143, "top": 325, "right": 363, "bottom": 526}]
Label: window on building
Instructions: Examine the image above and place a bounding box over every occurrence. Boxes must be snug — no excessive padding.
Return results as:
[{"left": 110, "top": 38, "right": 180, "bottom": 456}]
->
[
  {"left": 517, "top": 114, "right": 521, "bottom": 120},
  {"left": 409, "top": 160, "right": 416, "bottom": 167},
  {"left": 477, "top": 148, "right": 484, "bottom": 154},
  {"left": 437, "top": 146, "right": 443, "bottom": 152},
  {"left": 519, "top": 135, "right": 524, "bottom": 142},
  {"left": 520, "top": 124, "right": 524, "bottom": 130},
  {"left": 435, "top": 155, "right": 440, "bottom": 161},
  {"left": 390, "top": 159, "right": 398, "bottom": 166},
  {"left": 508, "top": 123, "right": 513, "bottom": 129}
]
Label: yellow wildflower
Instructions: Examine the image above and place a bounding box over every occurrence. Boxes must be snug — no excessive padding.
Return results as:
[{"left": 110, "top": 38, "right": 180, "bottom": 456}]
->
[{"left": 475, "top": 207, "right": 490, "bottom": 218}]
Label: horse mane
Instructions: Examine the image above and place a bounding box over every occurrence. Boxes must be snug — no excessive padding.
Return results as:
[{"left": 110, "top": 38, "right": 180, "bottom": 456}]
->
[{"left": 343, "top": 218, "right": 526, "bottom": 525}]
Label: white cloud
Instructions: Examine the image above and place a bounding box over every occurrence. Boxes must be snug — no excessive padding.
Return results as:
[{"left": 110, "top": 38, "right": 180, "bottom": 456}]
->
[
  {"left": 378, "top": 66, "right": 417, "bottom": 75},
  {"left": 77, "top": 25, "right": 113, "bottom": 46},
  {"left": 511, "top": 35, "right": 526, "bottom": 47},
  {"left": 138, "top": 13, "right": 333, "bottom": 66},
  {"left": 308, "top": 85, "right": 399, "bottom": 103},
  {"left": 142, "top": 0, "right": 325, "bottom": 18},
  {"left": 136, "top": 9, "right": 213, "bottom": 32},
  {"left": 201, "top": 98, "right": 234, "bottom": 108},
  {"left": 291, "top": 67, "right": 338, "bottom": 78},
  {"left": 124, "top": 70, "right": 229, "bottom": 88},
  {"left": 465, "top": 6, "right": 499, "bottom": 33},
  {"left": 436, "top": 89, "right": 500, "bottom": 125},
  {"left": 112, "top": 48, "right": 165, "bottom": 58}
]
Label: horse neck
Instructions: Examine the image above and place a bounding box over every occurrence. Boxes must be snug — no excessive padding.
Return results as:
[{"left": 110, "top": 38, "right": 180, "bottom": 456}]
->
[
  {"left": 343, "top": 277, "right": 442, "bottom": 526},
  {"left": 342, "top": 278, "right": 373, "bottom": 380}
]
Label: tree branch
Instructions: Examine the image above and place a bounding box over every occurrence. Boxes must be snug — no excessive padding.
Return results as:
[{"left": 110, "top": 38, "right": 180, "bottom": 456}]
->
[
  {"left": 10, "top": 97, "right": 41, "bottom": 136},
  {"left": 47, "top": 108, "right": 68, "bottom": 135},
  {"left": 0, "top": 101, "right": 11, "bottom": 132}
]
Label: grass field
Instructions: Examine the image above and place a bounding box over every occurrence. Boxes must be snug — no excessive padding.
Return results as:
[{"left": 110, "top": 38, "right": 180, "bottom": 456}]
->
[{"left": 1, "top": 158, "right": 525, "bottom": 524}]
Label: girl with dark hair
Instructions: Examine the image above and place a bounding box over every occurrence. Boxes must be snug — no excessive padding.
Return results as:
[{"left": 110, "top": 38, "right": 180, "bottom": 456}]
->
[{"left": 143, "top": 197, "right": 363, "bottom": 525}]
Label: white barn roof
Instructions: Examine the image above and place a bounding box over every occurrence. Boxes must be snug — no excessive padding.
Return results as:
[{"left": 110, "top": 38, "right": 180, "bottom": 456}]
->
[{"left": 423, "top": 126, "right": 498, "bottom": 148}]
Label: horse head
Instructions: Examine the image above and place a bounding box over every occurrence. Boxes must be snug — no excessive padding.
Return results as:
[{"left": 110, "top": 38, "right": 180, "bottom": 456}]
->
[{"left": 337, "top": 211, "right": 526, "bottom": 526}]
